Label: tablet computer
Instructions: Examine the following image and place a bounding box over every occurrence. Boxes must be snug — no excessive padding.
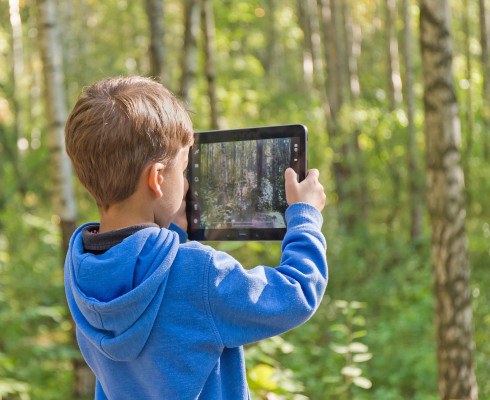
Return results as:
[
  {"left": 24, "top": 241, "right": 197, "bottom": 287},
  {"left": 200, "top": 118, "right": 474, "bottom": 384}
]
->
[{"left": 186, "top": 124, "right": 308, "bottom": 241}]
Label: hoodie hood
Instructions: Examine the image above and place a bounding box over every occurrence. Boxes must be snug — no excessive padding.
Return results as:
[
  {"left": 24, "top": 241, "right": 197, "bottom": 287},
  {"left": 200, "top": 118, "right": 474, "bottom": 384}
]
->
[{"left": 64, "top": 223, "right": 180, "bottom": 362}]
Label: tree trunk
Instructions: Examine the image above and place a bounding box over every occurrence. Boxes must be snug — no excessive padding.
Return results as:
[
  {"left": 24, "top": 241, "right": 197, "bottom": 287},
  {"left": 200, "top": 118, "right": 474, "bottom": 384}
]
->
[
  {"left": 145, "top": 0, "right": 166, "bottom": 83},
  {"left": 319, "top": 0, "right": 342, "bottom": 181},
  {"left": 7, "top": 0, "right": 27, "bottom": 194},
  {"left": 319, "top": 0, "right": 358, "bottom": 231},
  {"left": 304, "top": 0, "right": 326, "bottom": 92},
  {"left": 385, "top": 0, "right": 403, "bottom": 110},
  {"left": 180, "top": 0, "right": 200, "bottom": 105},
  {"left": 256, "top": 140, "right": 263, "bottom": 190},
  {"left": 298, "top": 0, "right": 314, "bottom": 90},
  {"left": 340, "top": 0, "right": 368, "bottom": 222},
  {"left": 479, "top": 0, "right": 490, "bottom": 160},
  {"left": 402, "top": 0, "right": 422, "bottom": 241},
  {"left": 9, "top": 0, "right": 24, "bottom": 149},
  {"left": 463, "top": 0, "right": 473, "bottom": 199},
  {"left": 201, "top": 0, "right": 219, "bottom": 130},
  {"left": 264, "top": 0, "right": 278, "bottom": 82},
  {"left": 419, "top": 1, "right": 478, "bottom": 399},
  {"left": 36, "top": 0, "right": 95, "bottom": 397},
  {"left": 297, "top": 0, "right": 314, "bottom": 90},
  {"left": 326, "top": 0, "right": 344, "bottom": 112},
  {"left": 341, "top": 0, "right": 360, "bottom": 100}
]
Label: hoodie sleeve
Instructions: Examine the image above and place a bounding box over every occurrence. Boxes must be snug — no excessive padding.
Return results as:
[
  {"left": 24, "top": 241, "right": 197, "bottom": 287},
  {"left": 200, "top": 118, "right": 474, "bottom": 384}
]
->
[{"left": 206, "top": 203, "right": 328, "bottom": 348}]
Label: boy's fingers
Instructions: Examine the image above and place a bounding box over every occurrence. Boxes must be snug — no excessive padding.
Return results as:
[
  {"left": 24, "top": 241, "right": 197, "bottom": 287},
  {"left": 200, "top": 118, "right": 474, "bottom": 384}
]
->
[
  {"left": 306, "top": 169, "right": 320, "bottom": 180},
  {"left": 285, "top": 168, "right": 298, "bottom": 186}
]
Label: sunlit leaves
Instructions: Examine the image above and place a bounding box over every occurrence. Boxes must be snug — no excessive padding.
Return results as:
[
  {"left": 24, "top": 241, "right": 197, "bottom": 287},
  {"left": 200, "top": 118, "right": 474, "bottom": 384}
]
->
[
  {"left": 245, "top": 336, "right": 304, "bottom": 397},
  {"left": 0, "top": 378, "right": 30, "bottom": 400},
  {"left": 248, "top": 364, "right": 278, "bottom": 391}
]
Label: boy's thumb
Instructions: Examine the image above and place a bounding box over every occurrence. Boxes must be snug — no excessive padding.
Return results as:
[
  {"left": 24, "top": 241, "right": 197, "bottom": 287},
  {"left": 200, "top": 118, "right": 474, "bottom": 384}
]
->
[{"left": 285, "top": 168, "right": 298, "bottom": 186}]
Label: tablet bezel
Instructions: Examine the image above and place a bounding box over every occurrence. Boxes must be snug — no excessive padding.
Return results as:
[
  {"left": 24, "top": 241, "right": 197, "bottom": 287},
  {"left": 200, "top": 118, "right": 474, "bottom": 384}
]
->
[{"left": 186, "top": 124, "right": 308, "bottom": 241}]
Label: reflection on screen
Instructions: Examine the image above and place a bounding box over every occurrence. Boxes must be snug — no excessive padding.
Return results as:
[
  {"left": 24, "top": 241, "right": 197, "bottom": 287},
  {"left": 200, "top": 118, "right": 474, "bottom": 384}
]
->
[{"left": 196, "top": 138, "right": 291, "bottom": 229}]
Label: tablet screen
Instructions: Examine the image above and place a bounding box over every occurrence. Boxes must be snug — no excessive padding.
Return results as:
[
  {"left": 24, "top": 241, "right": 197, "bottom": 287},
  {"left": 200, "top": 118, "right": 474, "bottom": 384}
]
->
[{"left": 187, "top": 125, "right": 307, "bottom": 241}]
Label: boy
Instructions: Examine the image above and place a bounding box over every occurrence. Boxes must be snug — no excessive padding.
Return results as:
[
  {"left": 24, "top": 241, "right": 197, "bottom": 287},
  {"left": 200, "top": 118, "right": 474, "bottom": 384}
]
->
[{"left": 64, "top": 76, "right": 327, "bottom": 400}]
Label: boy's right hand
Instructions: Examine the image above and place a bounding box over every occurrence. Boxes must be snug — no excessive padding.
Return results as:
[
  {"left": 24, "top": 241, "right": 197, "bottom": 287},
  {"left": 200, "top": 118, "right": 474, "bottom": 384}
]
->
[{"left": 285, "top": 168, "right": 326, "bottom": 212}]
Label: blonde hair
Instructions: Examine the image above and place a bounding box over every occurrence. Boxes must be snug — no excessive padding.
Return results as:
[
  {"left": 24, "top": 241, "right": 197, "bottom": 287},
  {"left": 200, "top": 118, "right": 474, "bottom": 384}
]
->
[{"left": 65, "top": 76, "right": 193, "bottom": 209}]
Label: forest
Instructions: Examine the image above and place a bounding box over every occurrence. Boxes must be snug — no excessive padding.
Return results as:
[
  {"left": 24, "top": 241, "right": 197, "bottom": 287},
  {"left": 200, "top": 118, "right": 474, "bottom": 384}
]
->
[
  {"left": 0, "top": 0, "right": 489, "bottom": 399},
  {"left": 197, "top": 138, "right": 290, "bottom": 229}
]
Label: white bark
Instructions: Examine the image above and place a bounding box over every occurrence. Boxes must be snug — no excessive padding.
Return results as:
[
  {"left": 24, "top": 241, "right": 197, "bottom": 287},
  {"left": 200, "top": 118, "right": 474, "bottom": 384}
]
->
[
  {"left": 145, "top": 0, "right": 166, "bottom": 82},
  {"left": 479, "top": 0, "right": 490, "bottom": 159},
  {"left": 385, "top": 0, "right": 403, "bottom": 109},
  {"left": 37, "top": 0, "right": 77, "bottom": 227},
  {"left": 402, "top": 0, "right": 422, "bottom": 240},
  {"left": 9, "top": 0, "right": 23, "bottom": 81},
  {"left": 341, "top": 0, "right": 360, "bottom": 99},
  {"left": 37, "top": 0, "right": 94, "bottom": 396},
  {"left": 419, "top": 0, "right": 478, "bottom": 398},
  {"left": 180, "top": 0, "right": 200, "bottom": 105},
  {"left": 9, "top": 0, "right": 24, "bottom": 152},
  {"left": 298, "top": 0, "right": 314, "bottom": 90},
  {"left": 201, "top": 0, "right": 219, "bottom": 130},
  {"left": 463, "top": 0, "right": 474, "bottom": 196}
]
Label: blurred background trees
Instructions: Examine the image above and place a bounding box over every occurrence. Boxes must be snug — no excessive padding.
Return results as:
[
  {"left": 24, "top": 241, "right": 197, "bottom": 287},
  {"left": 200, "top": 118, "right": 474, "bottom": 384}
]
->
[{"left": 0, "top": 0, "right": 488, "bottom": 399}]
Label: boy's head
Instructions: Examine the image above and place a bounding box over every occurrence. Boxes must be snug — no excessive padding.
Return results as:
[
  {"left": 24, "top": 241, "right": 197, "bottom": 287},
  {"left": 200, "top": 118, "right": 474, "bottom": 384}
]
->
[{"left": 65, "top": 76, "right": 193, "bottom": 210}]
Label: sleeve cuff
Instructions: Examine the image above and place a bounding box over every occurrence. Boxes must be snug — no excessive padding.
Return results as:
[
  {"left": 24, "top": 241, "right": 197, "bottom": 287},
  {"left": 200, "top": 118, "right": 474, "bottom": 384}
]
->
[
  {"left": 285, "top": 203, "right": 323, "bottom": 231},
  {"left": 168, "top": 222, "right": 188, "bottom": 243}
]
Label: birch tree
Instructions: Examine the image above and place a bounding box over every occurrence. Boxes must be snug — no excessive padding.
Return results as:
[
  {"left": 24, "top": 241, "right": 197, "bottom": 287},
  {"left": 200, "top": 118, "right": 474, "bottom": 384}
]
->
[
  {"left": 145, "top": 0, "right": 166, "bottom": 82},
  {"left": 385, "top": 0, "right": 403, "bottom": 110},
  {"left": 180, "top": 0, "right": 200, "bottom": 105},
  {"left": 462, "top": 0, "right": 474, "bottom": 198},
  {"left": 299, "top": 0, "right": 325, "bottom": 93},
  {"left": 6, "top": 0, "right": 26, "bottom": 194},
  {"left": 319, "top": 0, "right": 360, "bottom": 230},
  {"left": 419, "top": 0, "right": 478, "bottom": 398},
  {"left": 298, "top": 0, "right": 314, "bottom": 90},
  {"left": 319, "top": 0, "right": 345, "bottom": 204},
  {"left": 201, "top": 0, "right": 219, "bottom": 129},
  {"left": 401, "top": 0, "right": 422, "bottom": 240},
  {"left": 9, "top": 0, "right": 24, "bottom": 148},
  {"left": 340, "top": 0, "right": 360, "bottom": 101},
  {"left": 264, "top": 0, "right": 278, "bottom": 83},
  {"left": 479, "top": 0, "right": 490, "bottom": 160},
  {"left": 37, "top": 0, "right": 94, "bottom": 397},
  {"left": 340, "top": 0, "right": 368, "bottom": 221}
]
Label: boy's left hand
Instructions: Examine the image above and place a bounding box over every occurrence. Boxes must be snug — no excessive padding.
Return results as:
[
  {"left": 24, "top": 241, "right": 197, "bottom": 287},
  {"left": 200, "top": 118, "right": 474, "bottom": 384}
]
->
[{"left": 171, "top": 178, "right": 189, "bottom": 232}]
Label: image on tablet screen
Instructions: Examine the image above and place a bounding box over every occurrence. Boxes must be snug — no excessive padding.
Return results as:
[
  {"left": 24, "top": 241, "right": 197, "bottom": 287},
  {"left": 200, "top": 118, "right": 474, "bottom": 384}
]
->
[{"left": 196, "top": 138, "right": 291, "bottom": 229}]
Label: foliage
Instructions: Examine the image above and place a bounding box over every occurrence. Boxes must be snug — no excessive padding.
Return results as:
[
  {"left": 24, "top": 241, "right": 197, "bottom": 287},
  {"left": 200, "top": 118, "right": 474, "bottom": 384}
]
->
[
  {"left": 0, "top": 199, "right": 74, "bottom": 399},
  {"left": 0, "top": 0, "right": 489, "bottom": 399}
]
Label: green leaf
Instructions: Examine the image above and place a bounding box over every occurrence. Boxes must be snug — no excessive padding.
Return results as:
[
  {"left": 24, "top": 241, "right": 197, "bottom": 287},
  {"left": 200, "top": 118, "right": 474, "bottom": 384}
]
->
[
  {"left": 330, "top": 323, "right": 349, "bottom": 334},
  {"left": 352, "top": 315, "right": 366, "bottom": 326},
  {"left": 349, "top": 301, "right": 366, "bottom": 309},
  {"left": 353, "top": 353, "right": 373, "bottom": 363},
  {"left": 353, "top": 376, "right": 373, "bottom": 389},
  {"left": 341, "top": 366, "right": 362, "bottom": 377},
  {"left": 352, "top": 329, "right": 367, "bottom": 339},
  {"left": 349, "top": 342, "right": 369, "bottom": 353},
  {"left": 334, "top": 300, "right": 349, "bottom": 309},
  {"left": 330, "top": 344, "right": 349, "bottom": 354}
]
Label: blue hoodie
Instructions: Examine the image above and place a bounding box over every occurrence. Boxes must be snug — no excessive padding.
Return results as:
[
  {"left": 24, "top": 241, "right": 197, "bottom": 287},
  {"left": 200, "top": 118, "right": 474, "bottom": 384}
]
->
[{"left": 64, "top": 203, "right": 328, "bottom": 399}]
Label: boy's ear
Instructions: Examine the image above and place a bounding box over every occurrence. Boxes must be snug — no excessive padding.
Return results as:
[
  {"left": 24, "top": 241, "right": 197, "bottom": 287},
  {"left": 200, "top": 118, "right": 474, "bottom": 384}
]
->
[{"left": 148, "top": 163, "right": 165, "bottom": 198}]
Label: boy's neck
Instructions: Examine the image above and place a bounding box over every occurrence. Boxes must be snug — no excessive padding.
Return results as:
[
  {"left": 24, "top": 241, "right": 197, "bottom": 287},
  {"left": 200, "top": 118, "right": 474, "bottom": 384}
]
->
[
  {"left": 99, "top": 215, "right": 156, "bottom": 233},
  {"left": 98, "top": 197, "right": 156, "bottom": 234}
]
